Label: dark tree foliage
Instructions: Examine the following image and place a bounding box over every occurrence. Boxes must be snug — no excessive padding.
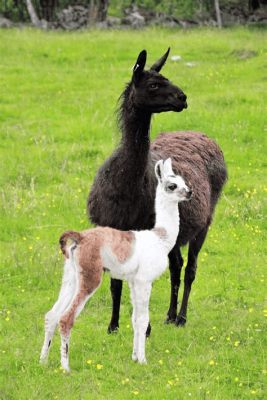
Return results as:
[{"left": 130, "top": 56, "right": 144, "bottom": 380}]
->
[
  {"left": 1, "top": 0, "right": 109, "bottom": 22},
  {"left": 249, "top": 0, "right": 260, "bottom": 9},
  {"left": 0, "top": 1, "right": 265, "bottom": 26},
  {"left": 39, "top": 0, "right": 57, "bottom": 21}
]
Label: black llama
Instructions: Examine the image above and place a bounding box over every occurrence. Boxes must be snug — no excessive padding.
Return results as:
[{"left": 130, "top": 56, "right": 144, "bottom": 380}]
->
[{"left": 88, "top": 49, "right": 227, "bottom": 334}]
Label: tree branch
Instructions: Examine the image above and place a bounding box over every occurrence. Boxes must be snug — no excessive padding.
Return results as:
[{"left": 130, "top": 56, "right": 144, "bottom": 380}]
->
[
  {"left": 25, "top": 0, "right": 41, "bottom": 27},
  {"left": 214, "top": 0, "right": 222, "bottom": 28}
]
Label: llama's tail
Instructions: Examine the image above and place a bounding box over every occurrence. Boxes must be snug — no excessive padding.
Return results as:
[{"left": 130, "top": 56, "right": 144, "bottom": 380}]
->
[{"left": 59, "top": 231, "right": 83, "bottom": 258}]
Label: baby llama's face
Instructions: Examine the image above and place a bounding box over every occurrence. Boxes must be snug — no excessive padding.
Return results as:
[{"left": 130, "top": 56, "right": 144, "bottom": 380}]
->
[
  {"left": 155, "top": 158, "right": 192, "bottom": 203},
  {"left": 164, "top": 175, "right": 193, "bottom": 202}
]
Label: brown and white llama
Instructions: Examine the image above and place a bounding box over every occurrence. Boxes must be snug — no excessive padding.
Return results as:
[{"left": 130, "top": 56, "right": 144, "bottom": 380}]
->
[
  {"left": 87, "top": 49, "right": 227, "bottom": 334},
  {"left": 40, "top": 159, "right": 192, "bottom": 371}
]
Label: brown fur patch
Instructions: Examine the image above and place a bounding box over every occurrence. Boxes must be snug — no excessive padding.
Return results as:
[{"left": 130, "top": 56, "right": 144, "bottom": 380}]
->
[
  {"left": 110, "top": 230, "right": 135, "bottom": 263},
  {"left": 152, "top": 227, "right": 167, "bottom": 240},
  {"left": 59, "top": 292, "right": 87, "bottom": 336},
  {"left": 78, "top": 228, "right": 135, "bottom": 265}
]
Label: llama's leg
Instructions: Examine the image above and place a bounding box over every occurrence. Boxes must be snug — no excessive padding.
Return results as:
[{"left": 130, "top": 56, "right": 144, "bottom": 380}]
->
[
  {"left": 129, "top": 282, "right": 138, "bottom": 362},
  {"left": 135, "top": 281, "right": 152, "bottom": 364},
  {"left": 108, "top": 278, "right": 151, "bottom": 337},
  {"left": 59, "top": 288, "right": 96, "bottom": 372},
  {"left": 165, "top": 246, "right": 183, "bottom": 323},
  {"left": 40, "top": 259, "right": 76, "bottom": 363},
  {"left": 176, "top": 226, "right": 208, "bottom": 327},
  {"left": 108, "top": 278, "right": 122, "bottom": 333}
]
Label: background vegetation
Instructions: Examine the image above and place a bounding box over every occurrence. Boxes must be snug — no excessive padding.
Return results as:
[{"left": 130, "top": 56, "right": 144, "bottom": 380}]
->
[
  {"left": 0, "top": 27, "right": 266, "bottom": 399},
  {"left": 0, "top": 0, "right": 262, "bottom": 22}
]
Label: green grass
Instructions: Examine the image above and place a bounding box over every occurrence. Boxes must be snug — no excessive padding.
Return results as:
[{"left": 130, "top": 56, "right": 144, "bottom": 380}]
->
[{"left": 0, "top": 27, "right": 266, "bottom": 399}]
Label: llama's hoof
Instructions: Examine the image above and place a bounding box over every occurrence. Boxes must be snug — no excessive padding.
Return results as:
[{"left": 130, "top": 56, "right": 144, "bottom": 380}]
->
[
  {"left": 39, "top": 356, "right": 48, "bottom": 365},
  {"left": 164, "top": 315, "right": 177, "bottom": 324},
  {"left": 107, "top": 323, "right": 119, "bottom": 334},
  {"left": 61, "top": 363, "right": 71, "bottom": 373},
  {"left": 175, "top": 315, "right": 187, "bottom": 327},
  {"left": 138, "top": 358, "right": 147, "bottom": 365},
  {"left": 146, "top": 323, "right": 151, "bottom": 338},
  {"left": 132, "top": 353, "right": 138, "bottom": 362}
]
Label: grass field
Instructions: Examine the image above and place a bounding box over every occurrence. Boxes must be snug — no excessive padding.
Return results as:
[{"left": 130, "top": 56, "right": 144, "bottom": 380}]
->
[{"left": 0, "top": 27, "right": 266, "bottom": 399}]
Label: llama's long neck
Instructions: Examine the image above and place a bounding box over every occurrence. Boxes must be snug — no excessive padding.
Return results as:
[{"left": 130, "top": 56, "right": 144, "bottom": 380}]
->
[
  {"left": 118, "top": 85, "right": 152, "bottom": 179},
  {"left": 154, "top": 186, "right": 180, "bottom": 251}
]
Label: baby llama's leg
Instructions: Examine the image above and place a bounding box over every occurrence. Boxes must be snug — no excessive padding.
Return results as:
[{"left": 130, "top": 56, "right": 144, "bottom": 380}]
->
[
  {"left": 40, "top": 258, "right": 77, "bottom": 364},
  {"left": 129, "top": 282, "right": 138, "bottom": 361},
  {"left": 134, "top": 281, "right": 152, "bottom": 364},
  {"left": 59, "top": 277, "right": 101, "bottom": 372},
  {"left": 59, "top": 292, "right": 89, "bottom": 372}
]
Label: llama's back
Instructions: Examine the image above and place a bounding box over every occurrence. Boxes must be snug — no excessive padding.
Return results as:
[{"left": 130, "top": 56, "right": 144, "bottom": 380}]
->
[
  {"left": 151, "top": 131, "right": 227, "bottom": 245},
  {"left": 152, "top": 131, "right": 227, "bottom": 191}
]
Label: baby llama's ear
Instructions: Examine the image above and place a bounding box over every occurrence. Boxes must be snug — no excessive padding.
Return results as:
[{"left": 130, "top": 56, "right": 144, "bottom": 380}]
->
[
  {"left": 155, "top": 160, "right": 164, "bottom": 182},
  {"left": 163, "top": 158, "right": 174, "bottom": 176}
]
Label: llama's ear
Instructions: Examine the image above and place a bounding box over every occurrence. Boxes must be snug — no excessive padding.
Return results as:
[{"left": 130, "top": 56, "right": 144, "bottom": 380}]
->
[
  {"left": 132, "top": 50, "right": 147, "bottom": 82},
  {"left": 150, "top": 48, "right": 170, "bottom": 73},
  {"left": 163, "top": 158, "right": 174, "bottom": 176},
  {"left": 155, "top": 160, "right": 164, "bottom": 182}
]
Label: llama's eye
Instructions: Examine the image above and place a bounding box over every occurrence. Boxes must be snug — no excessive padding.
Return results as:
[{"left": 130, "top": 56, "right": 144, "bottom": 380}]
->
[
  {"left": 150, "top": 83, "right": 158, "bottom": 89},
  {"left": 167, "top": 183, "right": 177, "bottom": 191}
]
